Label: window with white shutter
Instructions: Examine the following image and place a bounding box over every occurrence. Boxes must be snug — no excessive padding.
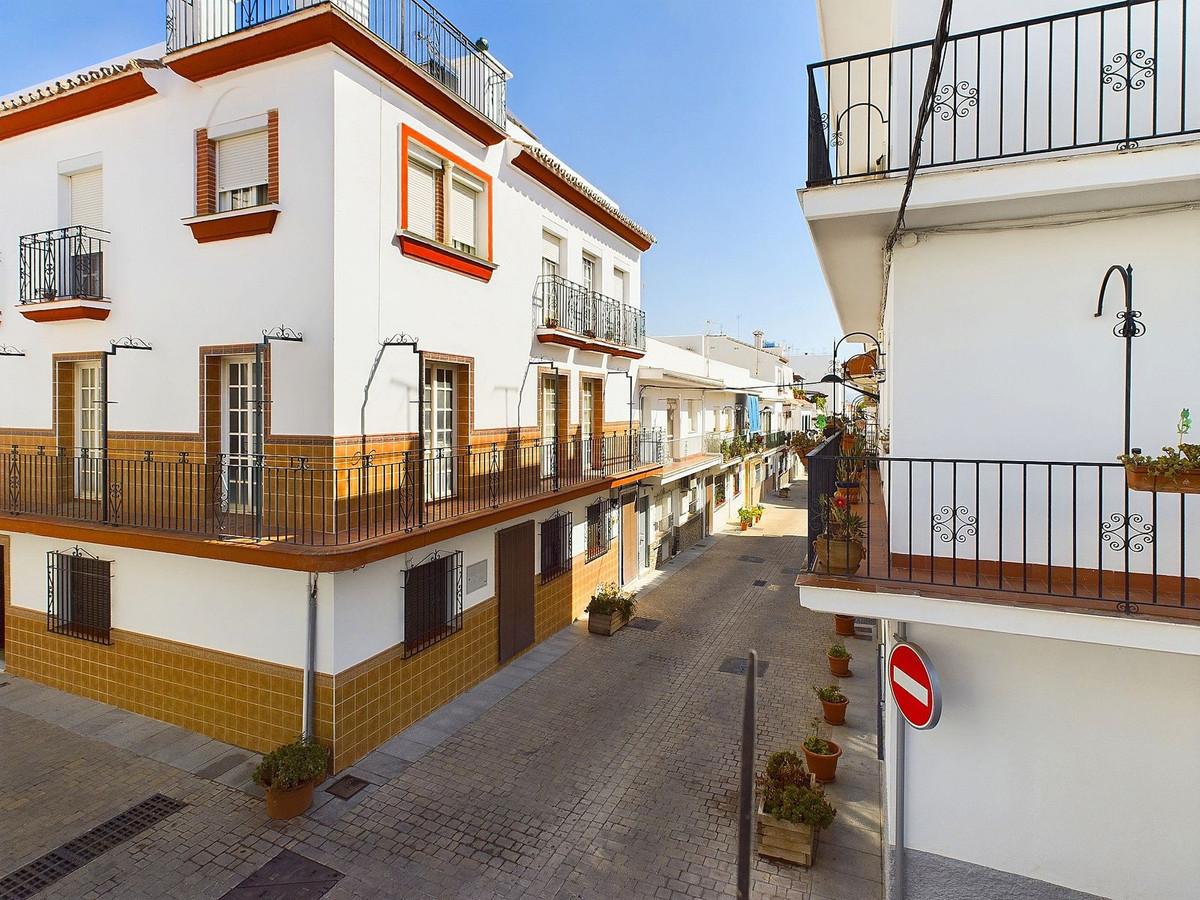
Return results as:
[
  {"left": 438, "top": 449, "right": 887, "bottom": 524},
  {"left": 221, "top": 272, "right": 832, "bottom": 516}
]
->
[
  {"left": 542, "top": 231, "right": 562, "bottom": 276},
  {"left": 407, "top": 158, "right": 439, "bottom": 240},
  {"left": 69, "top": 170, "right": 103, "bottom": 229},
  {"left": 450, "top": 178, "right": 479, "bottom": 256},
  {"left": 216, "top": 130, "right": 268, "bottom": 212},
  {"left": 612, "top": 267, "right": 628, "bottom": 303}
]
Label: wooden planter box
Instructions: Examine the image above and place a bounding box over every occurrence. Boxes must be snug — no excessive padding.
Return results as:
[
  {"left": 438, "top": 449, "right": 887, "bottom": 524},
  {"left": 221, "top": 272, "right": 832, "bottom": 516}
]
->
[
  {"left": 1125, "top": 465, "right": 1200, "bottom": 494},
  {"left": 757, "top": 804, "right": 817, "bottom": 867},
  {"left": 588, "top": 609, "right": 628, "bottom": 636}
]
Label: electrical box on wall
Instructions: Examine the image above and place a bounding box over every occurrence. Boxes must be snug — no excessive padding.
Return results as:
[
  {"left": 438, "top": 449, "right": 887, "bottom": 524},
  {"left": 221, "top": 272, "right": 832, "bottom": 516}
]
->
[{"left": 465, "top": 559, "right": 488, "bottom": 594}]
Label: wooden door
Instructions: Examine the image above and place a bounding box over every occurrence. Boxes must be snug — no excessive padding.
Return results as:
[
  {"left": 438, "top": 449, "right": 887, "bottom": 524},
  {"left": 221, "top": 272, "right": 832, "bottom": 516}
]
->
[
  {"left": 497, "top": 520, "right": 535, "bottom": 664},
  {"left": 620, "top": 493, "right": 638, "bottom": 585}
]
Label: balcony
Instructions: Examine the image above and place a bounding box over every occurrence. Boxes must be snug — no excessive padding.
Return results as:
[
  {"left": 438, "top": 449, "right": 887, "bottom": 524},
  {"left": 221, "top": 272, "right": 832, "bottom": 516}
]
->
[
  {"left": 807, "top": 0, "right": 1200, "bottom": 185},
  {"left": 534, "top": 275, "right": 647, "bottom": 358},
  {"left": 801, "top": 450, "right": 1200, "bottom": 624},
  {"left": 18, "top": 226, "right": 111, "bottom": 322},
  {"left": 1, "top": 430, "right": 662, "bottom": 562},
  {"left": 165, "top": 0, "right": 506, "bottom": 130}
]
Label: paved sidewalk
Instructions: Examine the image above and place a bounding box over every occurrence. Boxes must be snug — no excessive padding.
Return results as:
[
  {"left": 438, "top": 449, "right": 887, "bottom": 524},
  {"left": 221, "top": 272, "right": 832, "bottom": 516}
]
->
[{"left": 0, "top": 485, "right": 882, "bottom": 899}]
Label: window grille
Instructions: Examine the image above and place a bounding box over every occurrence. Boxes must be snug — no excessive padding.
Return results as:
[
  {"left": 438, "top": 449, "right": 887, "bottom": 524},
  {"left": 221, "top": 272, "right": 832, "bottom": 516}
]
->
[
  {"left": 586, "top": 499, "right": 610, "bottom": 561},
  {"left": 47, "top": 547, "right": 113, "bottom": 644},
  {"left": 403, "top": 550, "right": 463, "bottom": 658},
  {"left": 714, "top": 476, "right": 727, "bottom": 507},
  {"left": 540, "top": 511, "right": 573, "bottom": 584}
]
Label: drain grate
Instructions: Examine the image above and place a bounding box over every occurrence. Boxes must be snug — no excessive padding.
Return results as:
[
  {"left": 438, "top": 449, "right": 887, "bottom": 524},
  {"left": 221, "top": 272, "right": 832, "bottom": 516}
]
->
[
  {"left": 737, "top": 554, "right": 765, "bottom": 564},
  {"left": 626, "top": 618, "right": 662, "bottom": 632},
  {"left": 219, "top": 849, "right": 343, "bottom": 899},
  {"left": 325, "top": 774, "right": 369, "bottom": 800},
  {"left": 0, "top": 794, "right": 186, "bottom": 900},
  {"left": 753, "top": 579, "right": 768, "bottom": 587},
  {"left": 718, "top": 657, "right": 769, "bottom": 677}
]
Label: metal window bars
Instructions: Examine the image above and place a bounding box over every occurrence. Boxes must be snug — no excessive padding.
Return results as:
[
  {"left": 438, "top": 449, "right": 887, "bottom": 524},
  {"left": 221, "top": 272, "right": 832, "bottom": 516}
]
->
[
  {"left": 807, "top": 0, "right": 1200, "bottom": 185},
  {"left": 586, "top": 498, "right": 610, "bottom": 561},
  {"left": 47, "top": 546, "right": 113, "bottom": 644},
  {"left": 402, "top": 549, "right": 463, "bottom": 657},
  {"left": 540, "top": 511, "right": 573, "bottom": 584}
]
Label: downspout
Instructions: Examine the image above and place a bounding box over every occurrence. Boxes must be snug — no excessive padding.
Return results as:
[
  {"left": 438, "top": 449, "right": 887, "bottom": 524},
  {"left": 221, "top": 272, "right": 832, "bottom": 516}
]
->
[
  {"left": 302, "top": 572, "right": 318, "bottom": 741},
  {"left": 893, "top": 621, "right": 907, "bottom": 899}
]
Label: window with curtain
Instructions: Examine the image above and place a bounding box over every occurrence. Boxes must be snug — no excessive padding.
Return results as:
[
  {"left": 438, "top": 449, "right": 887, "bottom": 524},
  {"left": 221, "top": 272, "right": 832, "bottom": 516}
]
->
[{"left": 216, "top": 130, "right": 269, "bottom": 212}]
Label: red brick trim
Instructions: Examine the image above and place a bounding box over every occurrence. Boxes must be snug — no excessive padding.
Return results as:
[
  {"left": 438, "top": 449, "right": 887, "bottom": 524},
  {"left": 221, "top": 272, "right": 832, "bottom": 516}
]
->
[
  {"left": 267, "top": 109, "right": 280, "bottom": 204},
  {"left": 195, "top": 128, "right": 216, "bottom": 216}
]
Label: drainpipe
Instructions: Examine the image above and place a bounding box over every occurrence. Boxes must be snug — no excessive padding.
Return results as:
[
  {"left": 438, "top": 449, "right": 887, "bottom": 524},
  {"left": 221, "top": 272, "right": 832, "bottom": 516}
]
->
[
  {"left": 302, "top": 572, "right": 318, "bottom": 741},
  {"left": 893, "top": 620, "right": 907, "bottom": 899}
]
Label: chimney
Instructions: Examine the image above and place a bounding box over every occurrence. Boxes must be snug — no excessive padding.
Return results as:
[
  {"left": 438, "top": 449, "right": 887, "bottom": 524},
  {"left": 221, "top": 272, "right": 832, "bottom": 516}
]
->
[{"left": 752, "top": 330, "right": 764, "bottom": 349}]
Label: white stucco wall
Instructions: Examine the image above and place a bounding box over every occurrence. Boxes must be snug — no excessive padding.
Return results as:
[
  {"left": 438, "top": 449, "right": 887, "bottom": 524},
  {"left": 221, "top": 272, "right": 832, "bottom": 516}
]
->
[
  {"left": 887, "top": 621, "right": 1200, "bottom": 900},
  {"left": 0, "top": 54, "right": 337, "bottom": 437},
  {"left": 5, "top": 532, "right": 331, "bottom": 671}
]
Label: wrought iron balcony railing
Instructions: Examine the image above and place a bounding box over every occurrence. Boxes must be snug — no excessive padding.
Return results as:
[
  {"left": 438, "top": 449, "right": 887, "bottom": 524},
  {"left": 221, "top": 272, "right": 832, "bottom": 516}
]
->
[
  {"left": 534, "top": 275, "right": 647, "bottom": 352},
  {"left": 807, "top": 0, "right": 1200, "bottom": 185},
  {"left": 3, "top": 431, "right": 662, "bottom": 548},
  {"left": 165, "top": 0, "right": 507, "bottom": 127},
  {"left": 806, "top": 453, "right": 1200, "bottom": 621},
  {"left": 19, "top": 226, "right": 108, "bottom": 304}
]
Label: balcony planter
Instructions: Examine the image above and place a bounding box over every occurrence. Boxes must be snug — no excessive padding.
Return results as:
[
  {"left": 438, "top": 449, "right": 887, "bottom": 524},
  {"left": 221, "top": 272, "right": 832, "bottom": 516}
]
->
[
  {"left": 1120, "top": 417, "right": 1200, "bottom": 494},
  {"left": 827, "top": 643, "right": 852, "bottom": 678},
  {"left": 834, "top": 481, "right": 861, "bottom": 505},
  {"left": 586, "top": 583, "right": 635, "bottom": 636},
  {"left": 1125, "top": 466, "right": 1200, "bottom": 494},
  {"left": 814, "top": 685, "right": 849, "bottom": 726},
  {"left": 833, "top": 614, "right": 856, "bottom": 637},
  {"left": 802, "top": 730, "right": 843, "bottom": 785},
  {"left": 253, "top": 739, "right": 328, "bottom": 820},
  {"left": 755, "top": 750, "right": 836, "bottom": 868},
  {"left": 813, "top": 536, "right": 863, "bottom": 575}
]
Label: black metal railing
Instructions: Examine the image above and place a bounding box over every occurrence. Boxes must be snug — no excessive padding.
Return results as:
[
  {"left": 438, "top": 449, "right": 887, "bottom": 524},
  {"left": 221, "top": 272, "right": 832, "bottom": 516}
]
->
[
  {"left": 4, "top": 430, "right": 661, "bottom": 548},
  {"left": 165, "top": 0, "right": 507, "bottom": 127},
  {"left": 804, "top": 432, "right": 843, "bottom": 564},
  {"left": 808, "top": 453, "right": 1199, "bottom": 618},
  {"left": 534, "top": 275, "right": 647, "bottom": 351},
  {"left": 807, "top": 0, "right": 1200, "bottom": 184},
  {"left": 19, "top": 227, "right": 108, "bottom": 303}
]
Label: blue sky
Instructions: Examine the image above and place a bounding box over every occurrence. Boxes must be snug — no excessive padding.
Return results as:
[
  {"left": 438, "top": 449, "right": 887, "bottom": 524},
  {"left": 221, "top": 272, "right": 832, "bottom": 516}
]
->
[{"left": 0, "top": 0, "right": 838, "bottom": 354}]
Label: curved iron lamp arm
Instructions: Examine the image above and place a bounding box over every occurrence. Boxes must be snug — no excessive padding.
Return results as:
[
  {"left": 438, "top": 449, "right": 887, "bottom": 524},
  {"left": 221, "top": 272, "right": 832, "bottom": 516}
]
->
[{"left": 1094, "top": 264, "right": 1139, "bottom": 455}]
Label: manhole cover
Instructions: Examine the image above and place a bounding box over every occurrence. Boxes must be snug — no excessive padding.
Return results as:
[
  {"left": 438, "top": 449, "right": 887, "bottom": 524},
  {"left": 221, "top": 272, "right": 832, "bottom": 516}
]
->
[
  {"left": 753, "top": 579, "right": 768, "bottom": 587},
  {"left": 0, "top": 794, "right": 185, "bottom": 900},
  {"left": 718, "top": 657, "right": 769, "bottom": 677},
  {"left": 738, "top": 555, "right": 766, "bottom": 563},
  {"left": 627, "top": 618, "right": 662, "bottom": 631},
  {"left": 219, "top": 849, "right": 342, "bottom": 899},
  {"left": 326, "top": 775, "right": 369, "bottom": 800}
]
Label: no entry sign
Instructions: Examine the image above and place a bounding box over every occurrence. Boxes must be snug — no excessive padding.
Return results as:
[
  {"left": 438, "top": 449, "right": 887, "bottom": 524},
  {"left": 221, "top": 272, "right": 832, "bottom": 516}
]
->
[{"left": 888, "top": 641, "right": 941, "bottom": 730}]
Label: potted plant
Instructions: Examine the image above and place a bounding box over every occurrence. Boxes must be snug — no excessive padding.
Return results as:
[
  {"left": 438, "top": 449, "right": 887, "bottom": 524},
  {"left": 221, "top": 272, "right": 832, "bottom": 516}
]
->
[
  {"left": 720, "top": 439, "right": 732, "bottom": 462},
  {"left": 827, "top": 641, "right": 852, "bottom": 677},
  {"left": 802, "top": 718, "right": 843, "bottom": 784},
  {"left": 738, "top": 507, "right": 754, "bottom": 531},
  {"left": 730, "top": 434, "right": 748, "bottom": 458},
  {"left": 1120, "top": 410, "right": 1200, "bottom": 493},
  {"left": 587, "top": 582, "right": 636, "bottom": 635},
  {"left": 753, "top": 504, "right": 764, "bottom": 523},
  {"left": 879, "top": 429, "right": 891, "bottom": 454},
  {"left": 755, "top": 750, "right": 836, "bottom": 867},
  {"left": 834, "top": 459, "right": 861, "bottom": 505},
  {"left": 814, "top": 684, "right": 849, "bottom": 726},
  {"left": 253, "top": 738, "right": 329, "bottom": 819},
  {"left": 812, "top": 496, "right": 865, "bottom": 576},
  {"left": 833, "top": 613, "right": 856, "bottom": 637}
]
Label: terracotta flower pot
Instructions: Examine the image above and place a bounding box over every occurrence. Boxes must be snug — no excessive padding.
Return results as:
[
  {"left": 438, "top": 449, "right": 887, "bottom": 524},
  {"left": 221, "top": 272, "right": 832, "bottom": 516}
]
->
[
  {"left": 840, "top": 435, "right": 855, "bottom": 454},
  {"left": 740, "top": 520, "right": 749, "bottom": 531},
  {"left": 264, "top": 780, "right": 316, "bottom": 820},
  {"left": 813, "top": 536, "right": 863, "bottom": 576},
  {"left": 833, "top": 614, "right": 856, "bottom": 636},
  {"left": 821, "top": 697, "right": 849, "bottom": 726},
  {"left": 1125, "top": 465, "right": 1200, "bottom": 494},
  {"left": 803, "top": 741, "right": 843, "bottom": 784},
  {"left": 827, "top": 653, "right": 852, "bottom": 678}
]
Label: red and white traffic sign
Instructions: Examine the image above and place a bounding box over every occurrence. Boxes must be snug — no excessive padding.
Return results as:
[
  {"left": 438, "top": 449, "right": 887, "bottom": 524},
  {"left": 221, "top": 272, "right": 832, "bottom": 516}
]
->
[{"left": 888, "top": 641, "right": 941, "bottom": 730}]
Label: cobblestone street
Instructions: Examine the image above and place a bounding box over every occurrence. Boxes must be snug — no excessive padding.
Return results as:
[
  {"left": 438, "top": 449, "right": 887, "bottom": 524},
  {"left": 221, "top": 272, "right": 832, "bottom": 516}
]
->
[{"left": 0, "top": 488, "right": 882, "bottom": 900}]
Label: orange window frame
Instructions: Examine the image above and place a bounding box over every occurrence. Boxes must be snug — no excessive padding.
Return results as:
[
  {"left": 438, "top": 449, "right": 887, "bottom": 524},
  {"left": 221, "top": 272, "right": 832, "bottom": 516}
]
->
[{"left": 400, "top": 124, "right": 494, "bottom": 262}]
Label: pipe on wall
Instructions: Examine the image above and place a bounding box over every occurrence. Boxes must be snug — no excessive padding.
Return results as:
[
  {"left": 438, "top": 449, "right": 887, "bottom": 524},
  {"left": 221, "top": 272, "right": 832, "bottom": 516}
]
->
[{"left": 302, "top": 572, "right": 318, "bottom": 741}]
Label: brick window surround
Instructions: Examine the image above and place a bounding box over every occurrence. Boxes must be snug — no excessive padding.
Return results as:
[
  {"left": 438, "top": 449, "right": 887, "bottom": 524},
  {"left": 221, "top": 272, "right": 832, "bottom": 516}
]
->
[{"left": 189, "top": 110, "right": 280, "bottom": 243}]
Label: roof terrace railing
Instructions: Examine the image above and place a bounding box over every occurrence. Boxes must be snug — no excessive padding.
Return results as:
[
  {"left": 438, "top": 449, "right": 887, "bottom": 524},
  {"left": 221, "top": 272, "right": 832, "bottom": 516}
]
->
[{"left": 166, "top": 0, "right": 506, "bottom": 127}]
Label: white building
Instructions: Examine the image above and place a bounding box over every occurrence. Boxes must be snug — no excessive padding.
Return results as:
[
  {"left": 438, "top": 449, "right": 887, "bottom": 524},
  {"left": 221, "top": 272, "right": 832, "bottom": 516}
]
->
[
  {"left": 0, "top": 0, "right": 672, "bottom": 771},
  {"left": 799, "top": 2, "right": 1200, "bottom": 899}
]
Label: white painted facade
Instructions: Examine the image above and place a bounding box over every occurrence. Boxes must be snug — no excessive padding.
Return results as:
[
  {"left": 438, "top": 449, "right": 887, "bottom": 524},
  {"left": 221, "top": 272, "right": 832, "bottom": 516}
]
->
[{"left": 801, "top": 2, "right": 1200, "bottom": 898}]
